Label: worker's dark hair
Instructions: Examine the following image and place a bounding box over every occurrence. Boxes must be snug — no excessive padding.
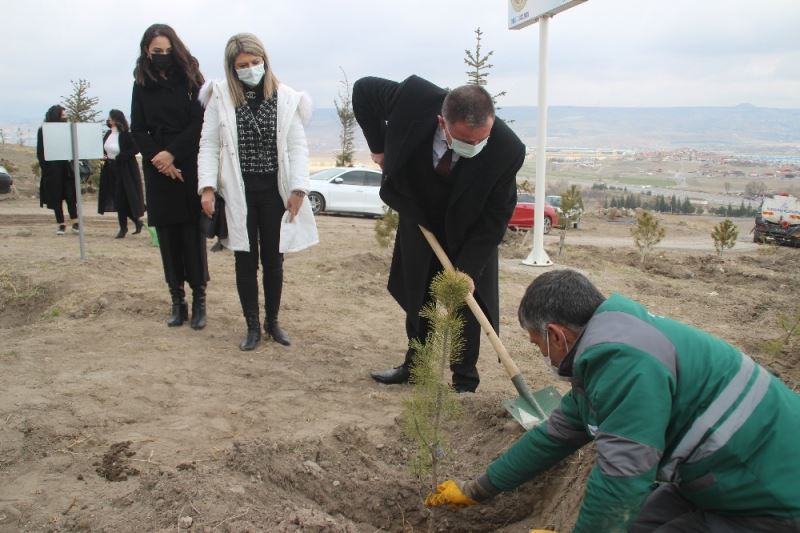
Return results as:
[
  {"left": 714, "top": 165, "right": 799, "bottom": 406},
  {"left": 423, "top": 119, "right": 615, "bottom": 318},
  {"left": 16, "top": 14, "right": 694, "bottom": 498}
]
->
[
  {"left": 108, "top": 109, "right": 129, "bottom": 132},
  {"left": 518, "top": 270, "right": 605, "bottom": 335},
  {"left": 441, "top": 84, "right": 495, "bottom": 128}
]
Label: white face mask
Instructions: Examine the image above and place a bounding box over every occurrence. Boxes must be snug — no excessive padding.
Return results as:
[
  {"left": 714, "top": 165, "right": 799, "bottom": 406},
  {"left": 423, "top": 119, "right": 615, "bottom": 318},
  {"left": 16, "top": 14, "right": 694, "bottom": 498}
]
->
[
  {"left": 545, "top": 329, "right": 572, "bottom": 381},
  {"left": 444, "top": 123, "right": 489, "bottom": 158},
  {"left": 236, "top": 63, "right": 265, "bottom": 88}
]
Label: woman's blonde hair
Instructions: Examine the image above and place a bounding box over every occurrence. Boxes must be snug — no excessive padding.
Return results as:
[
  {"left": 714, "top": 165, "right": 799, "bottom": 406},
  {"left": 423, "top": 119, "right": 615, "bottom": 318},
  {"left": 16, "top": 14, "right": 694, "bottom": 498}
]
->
[{"left": 224, "top": 33, "right": 279, "bottom": 108}]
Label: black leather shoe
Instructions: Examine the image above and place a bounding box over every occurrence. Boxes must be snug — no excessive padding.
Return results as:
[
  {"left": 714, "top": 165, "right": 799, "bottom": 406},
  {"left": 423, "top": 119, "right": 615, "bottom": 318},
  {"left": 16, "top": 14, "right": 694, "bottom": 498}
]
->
[{"left": 370, "top": 366, "right": 410, "bottom": 385}]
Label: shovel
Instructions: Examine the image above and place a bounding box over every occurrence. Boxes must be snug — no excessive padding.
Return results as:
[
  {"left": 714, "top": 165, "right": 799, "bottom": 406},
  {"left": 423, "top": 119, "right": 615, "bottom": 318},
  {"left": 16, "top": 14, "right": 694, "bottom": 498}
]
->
[{"left": 418, "top": 225, "right": 561, "bottom": 430}]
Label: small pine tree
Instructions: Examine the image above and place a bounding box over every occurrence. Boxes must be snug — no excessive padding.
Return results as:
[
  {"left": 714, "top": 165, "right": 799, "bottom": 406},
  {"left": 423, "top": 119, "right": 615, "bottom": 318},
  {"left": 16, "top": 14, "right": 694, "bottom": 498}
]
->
[
  {"left": 61, "top": 79, "right": 101, "bottom": 122},
  {"left": 374, "top": 207, "right": 399, "bottom": 248},
  {"left": 334, "top": 67, "right": 356, "bottom": 167},
  {"left": 711, "top": 219, "right": 738, "bottom": 256},
  {"left": 557, "top": 185, "right": 583, "bottom": 259},
  {"left": 631, "top": 210, "right": 665, "bottom": 266},
  {"left": 402, "top": 271, "right": 469, "bottom": 529},
  {"left": 464, "top": 27, "right": 509, "bottom": 117}
]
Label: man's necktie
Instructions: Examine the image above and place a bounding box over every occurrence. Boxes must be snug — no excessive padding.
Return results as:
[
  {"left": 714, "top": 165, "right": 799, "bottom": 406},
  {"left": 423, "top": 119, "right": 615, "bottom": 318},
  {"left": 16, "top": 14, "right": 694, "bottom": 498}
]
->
[{"left": 435, "top": 148, "right": 453, "bottom": 177}]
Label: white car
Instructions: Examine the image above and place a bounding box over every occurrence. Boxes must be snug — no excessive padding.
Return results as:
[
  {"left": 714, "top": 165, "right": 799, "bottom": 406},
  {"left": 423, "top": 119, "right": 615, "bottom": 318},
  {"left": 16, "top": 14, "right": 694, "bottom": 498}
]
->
[{"left": 308, "top": 167, "right": 386, "bottom": 216}]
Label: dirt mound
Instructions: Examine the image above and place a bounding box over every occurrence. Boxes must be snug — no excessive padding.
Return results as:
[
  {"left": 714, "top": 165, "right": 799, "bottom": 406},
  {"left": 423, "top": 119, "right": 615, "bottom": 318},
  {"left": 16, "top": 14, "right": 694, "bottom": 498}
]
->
[
  {"left": 0, "top": 271, "right": 55, "bottom": 326},
  {"left": 96, "top": 441, "right": 139, "bottom": 482}
]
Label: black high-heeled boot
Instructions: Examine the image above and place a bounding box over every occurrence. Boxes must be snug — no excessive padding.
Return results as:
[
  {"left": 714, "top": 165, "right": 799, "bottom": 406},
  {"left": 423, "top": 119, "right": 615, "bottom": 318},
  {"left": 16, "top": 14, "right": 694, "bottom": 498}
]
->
[
  {"left": 239, "top": 314, "right": 261, "bottom": 351},
  {"left": 133, "top": 219, "right": 144, "bottom": 235},
  {"left": 265, "top": 319, "right": 290, "bottom": 346},
  {"left": 190, "top": 286, "right": 207, "bottom": 330},
  {"left": 167, "top": 286, "right": 188, "bottom": 327}
]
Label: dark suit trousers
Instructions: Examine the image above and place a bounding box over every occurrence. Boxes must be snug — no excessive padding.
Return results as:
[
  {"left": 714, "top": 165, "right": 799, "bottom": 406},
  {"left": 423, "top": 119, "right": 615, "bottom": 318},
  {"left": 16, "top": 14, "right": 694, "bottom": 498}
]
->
[{"left": 401, "top": 256, "right": 481, "bottom": 392}]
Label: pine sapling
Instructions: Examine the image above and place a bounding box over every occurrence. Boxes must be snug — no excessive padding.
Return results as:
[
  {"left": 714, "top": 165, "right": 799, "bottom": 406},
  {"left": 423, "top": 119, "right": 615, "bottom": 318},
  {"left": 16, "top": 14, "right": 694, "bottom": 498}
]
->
[
  {"left": 374, "top": 207, "right": 399, "bottom": 248},
  {"left": 631, "top": 210, "right": 665, "bottom": 266},
  {"left": 401, "top": 271, "right": 469, "bottom": 530},
  {"left": 711, "top": 219, "right": 739, "bottom": 256}
]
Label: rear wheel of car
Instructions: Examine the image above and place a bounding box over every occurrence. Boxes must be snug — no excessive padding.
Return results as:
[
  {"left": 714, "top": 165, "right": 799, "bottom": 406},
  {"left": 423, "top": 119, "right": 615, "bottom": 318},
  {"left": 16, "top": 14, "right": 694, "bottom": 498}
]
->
[
  {"left": 308, "top": 192, "right": 325, "bottom": 215},
  {"left": 544, "top": 217, "right": 552, "bottom": 234}
]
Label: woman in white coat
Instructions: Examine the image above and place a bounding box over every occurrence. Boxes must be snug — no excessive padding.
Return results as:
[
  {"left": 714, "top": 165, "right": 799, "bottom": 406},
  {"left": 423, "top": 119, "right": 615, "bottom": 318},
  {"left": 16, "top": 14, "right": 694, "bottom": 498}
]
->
[{"left": 198, "top": 33, "right": 317, "bottom": 351}]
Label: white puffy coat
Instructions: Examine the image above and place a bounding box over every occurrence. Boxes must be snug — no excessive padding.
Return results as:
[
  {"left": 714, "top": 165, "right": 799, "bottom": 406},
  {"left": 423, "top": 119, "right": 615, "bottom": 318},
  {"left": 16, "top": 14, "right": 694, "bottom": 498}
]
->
[{"left": 197, "top": 79, "right": 318, "bottom": 252}]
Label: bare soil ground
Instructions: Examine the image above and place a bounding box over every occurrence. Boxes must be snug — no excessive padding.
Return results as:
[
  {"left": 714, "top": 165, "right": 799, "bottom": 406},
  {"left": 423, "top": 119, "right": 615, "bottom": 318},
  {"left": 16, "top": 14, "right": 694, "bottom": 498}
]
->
[{"left": 1, "top": 145, "right": 798, "bottom": 532}]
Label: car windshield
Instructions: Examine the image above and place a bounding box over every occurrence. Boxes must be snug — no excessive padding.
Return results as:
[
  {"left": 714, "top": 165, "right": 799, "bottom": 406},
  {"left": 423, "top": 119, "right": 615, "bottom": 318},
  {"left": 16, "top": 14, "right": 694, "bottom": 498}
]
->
[
  {"left": 310, "top": 168, "right": 346, "bottom": 181},
  {"left": 546, "top": 196, "right": 562, "bottom": 207}
]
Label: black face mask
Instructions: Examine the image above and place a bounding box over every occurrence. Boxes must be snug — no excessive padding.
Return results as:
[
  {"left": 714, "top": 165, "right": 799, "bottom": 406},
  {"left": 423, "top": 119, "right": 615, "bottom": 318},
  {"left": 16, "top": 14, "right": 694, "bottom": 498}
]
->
[{"left": 150, "top": 53, "right": 175, "bottom": 71}]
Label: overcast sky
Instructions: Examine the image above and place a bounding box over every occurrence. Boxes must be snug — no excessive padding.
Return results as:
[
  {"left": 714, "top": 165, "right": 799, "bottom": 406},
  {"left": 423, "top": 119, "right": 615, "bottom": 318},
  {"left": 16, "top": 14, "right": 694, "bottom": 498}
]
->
[{"left": 2, "top": 0, "right": 799, "bottom": 124}]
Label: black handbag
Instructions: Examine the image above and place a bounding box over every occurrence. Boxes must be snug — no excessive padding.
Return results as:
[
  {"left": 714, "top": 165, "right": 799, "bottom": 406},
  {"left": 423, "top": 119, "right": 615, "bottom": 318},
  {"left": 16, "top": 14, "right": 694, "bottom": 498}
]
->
[{"left": 199, "top": 193, "right": 228, "bottom": 239}]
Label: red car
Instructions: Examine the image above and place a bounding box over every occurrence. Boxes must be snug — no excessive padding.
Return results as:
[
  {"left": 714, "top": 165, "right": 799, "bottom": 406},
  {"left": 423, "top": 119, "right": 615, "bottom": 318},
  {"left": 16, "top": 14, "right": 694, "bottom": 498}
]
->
[{"left": 508, "top": 193, "right": 559, "bottom": 234}]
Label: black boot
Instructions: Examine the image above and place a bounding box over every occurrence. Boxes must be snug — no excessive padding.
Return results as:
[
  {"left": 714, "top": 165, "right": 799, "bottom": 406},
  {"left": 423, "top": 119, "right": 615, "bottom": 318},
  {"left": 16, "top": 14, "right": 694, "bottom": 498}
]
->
[
  {"left": 167, "top": 286, "right": 188, "bottom": 327},
  {"left": 265, "top": 319, "right": 290, "bottom": 346},
  {"left": 115, "top": 227, "right": 127, "bottom": 239},
  {"left": 190, "top": 286, "right": 207, "bottom": 330},
  {"left": 133, "top": 219, "right": 144, "bottom": 234},
  {"left": 239, "top": 314, "right": 261, "bottom": 351},
  {"left": 263, "top": 264, "right": 289, "bottom": 345}
]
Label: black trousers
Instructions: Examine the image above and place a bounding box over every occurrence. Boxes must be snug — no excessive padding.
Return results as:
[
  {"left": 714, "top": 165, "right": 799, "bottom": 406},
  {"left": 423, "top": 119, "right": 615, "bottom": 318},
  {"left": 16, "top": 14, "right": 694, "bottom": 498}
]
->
[
  {"left": 155, "top": 222, "right": 209, "bottom": 291},
  {"left": 116, "top": 186, "right": 138, "bottom": 230},
  {"left": 53, "top": 178, "right": 78, "bottom": 224},
  {"left": 401, "top": 256, "right": 482, "bottom": 392},
  {"left": 234, "top": 187, "right": 284, "bottom": 319},
  {"left": 630, "top": 484, "right": 800, "bottom": 532}
]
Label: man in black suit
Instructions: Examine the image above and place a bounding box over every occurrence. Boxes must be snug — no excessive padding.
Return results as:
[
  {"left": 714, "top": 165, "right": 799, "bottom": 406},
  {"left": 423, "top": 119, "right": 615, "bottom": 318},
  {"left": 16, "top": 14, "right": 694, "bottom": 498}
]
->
[{"left": 353, "top": 75, "right": 525, "bottom": 393}]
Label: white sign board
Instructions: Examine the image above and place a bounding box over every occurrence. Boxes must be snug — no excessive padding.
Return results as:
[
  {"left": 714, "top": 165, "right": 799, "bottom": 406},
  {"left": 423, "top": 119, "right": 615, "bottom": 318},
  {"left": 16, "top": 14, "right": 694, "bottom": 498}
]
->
[
  {"left": 42, "top": 122, "right": 104, "bottom": 161},
  {"left": 509, "top": 0, "right": 587, "bottom": 29}
]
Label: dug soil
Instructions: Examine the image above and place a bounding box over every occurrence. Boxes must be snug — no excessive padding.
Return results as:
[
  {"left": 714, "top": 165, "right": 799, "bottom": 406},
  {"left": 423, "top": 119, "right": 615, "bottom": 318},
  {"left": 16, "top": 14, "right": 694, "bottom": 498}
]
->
[{"left": 1, "top": 144, "right": 798, "bottom": 532}]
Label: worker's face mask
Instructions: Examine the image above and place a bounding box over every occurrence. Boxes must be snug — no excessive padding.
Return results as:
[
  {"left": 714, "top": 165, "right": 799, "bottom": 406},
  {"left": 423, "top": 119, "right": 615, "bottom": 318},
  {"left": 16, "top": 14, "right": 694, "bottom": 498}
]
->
[
  {"left": 444, "top": 123, "right": 489, "bottom": 159},
  {"left": 236, "top": 64, "right": 265, "bottom": 88}
]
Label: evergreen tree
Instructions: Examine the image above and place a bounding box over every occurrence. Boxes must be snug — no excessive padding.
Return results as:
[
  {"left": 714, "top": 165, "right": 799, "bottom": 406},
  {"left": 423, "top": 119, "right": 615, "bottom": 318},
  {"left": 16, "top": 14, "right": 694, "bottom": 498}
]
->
[
  {"left": 334, "top": 68, "right": 356, "bottom": 167},
  {"left": 61, "top": 79, "right": 101, "bottom": 122},
  {"left": 711, "top": 219, "right": 739, "bottom": 256},
  {"left": 464, "top": 27, "right": 508, "bottom": 117},
  {"left": 631, "top": 211, "right": 666, "bottom": 266}
]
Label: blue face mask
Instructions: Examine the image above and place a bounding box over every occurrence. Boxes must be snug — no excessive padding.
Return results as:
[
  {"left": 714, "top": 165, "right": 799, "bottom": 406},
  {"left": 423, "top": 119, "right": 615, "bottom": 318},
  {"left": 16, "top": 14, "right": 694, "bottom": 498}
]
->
[{"left": 445, "top": 123, "right": 489, "bottom": 158}]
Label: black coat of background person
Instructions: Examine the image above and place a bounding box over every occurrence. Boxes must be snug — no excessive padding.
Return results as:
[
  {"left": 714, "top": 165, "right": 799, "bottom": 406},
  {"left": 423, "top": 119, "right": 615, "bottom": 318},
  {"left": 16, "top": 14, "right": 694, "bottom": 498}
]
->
[
  {"left": 98, "top": 130, "right": 145, "bottom": 219},
  {"left": 130, "top": 70, "right": 204, "bottom": 227},
  {"left": 36, "top": 127, "right": 75, "bottom": 210},
  {"left": 352, "top": 75, "right": 524, "bottom": 334}
]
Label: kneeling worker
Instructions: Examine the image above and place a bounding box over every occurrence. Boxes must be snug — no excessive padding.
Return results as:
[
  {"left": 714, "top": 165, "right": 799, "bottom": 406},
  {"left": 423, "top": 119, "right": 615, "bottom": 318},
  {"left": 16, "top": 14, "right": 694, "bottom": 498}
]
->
[{"left": 426, "top": 270, "right": 800, "bottom": 532}]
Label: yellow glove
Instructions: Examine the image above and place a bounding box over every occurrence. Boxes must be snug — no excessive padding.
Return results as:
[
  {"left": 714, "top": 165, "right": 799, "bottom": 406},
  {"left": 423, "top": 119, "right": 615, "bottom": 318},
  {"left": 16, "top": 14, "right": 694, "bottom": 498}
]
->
[{"left": 424, "top": 480, "right": 478, "bottom": 507}]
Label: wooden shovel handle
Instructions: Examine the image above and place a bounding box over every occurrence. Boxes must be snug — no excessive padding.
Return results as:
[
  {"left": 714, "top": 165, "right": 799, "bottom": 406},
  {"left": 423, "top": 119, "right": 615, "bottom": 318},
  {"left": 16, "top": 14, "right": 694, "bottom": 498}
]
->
[{"left": 418, "top": 225, "right": 522, "bottom": 380}]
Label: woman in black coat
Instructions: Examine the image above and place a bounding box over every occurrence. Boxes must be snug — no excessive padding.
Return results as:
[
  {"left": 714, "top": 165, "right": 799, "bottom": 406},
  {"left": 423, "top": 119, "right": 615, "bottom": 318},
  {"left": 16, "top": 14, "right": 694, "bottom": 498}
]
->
[
  {"left": 36, "top": 105, "right": 78, "bottom": 235},
  {"left": 131, "top": 23, "right": 208, "bottom": 329},
  {"left": 98, "top": 109, "right": 145, "bottom": 238}
]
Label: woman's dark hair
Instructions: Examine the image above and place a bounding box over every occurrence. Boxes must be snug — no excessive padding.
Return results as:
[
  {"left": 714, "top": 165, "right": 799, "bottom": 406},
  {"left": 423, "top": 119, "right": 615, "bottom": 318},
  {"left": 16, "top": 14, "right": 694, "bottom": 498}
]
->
[
  {"left": 109, "top": 109, "right": 129, "bottom": 132},
  {"left": 44, "top": 105, "right": 65, "bottom": 123},
  {"left": 133, "top": 23, "right": 204, "bottom": 89}
]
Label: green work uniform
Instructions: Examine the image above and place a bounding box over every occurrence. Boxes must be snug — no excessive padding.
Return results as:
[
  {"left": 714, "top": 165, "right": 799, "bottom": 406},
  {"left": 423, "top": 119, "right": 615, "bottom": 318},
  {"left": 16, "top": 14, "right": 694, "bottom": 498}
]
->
[{"left": 485, "top": 294, "right": 800, "bottom": 532}]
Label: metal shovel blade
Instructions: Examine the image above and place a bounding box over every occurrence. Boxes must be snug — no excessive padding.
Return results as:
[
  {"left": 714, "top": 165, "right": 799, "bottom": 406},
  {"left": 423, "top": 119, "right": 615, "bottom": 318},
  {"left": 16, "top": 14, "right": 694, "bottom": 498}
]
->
[{"left": 502, "top": 385, "right": 562, "bottom": 430}]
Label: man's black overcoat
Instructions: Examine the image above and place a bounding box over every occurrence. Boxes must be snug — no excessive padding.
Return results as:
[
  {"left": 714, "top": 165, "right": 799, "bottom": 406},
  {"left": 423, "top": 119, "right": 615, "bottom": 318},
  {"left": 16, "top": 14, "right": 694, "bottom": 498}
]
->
[{"left": 353, "top": 75, "right": 525, "bottom": 330}]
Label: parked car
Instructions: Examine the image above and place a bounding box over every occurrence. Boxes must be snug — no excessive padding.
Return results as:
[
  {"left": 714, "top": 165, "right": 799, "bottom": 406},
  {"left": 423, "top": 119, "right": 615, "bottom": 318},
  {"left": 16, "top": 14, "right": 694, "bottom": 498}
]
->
[
  {"left": 0, "top": 165, "right": 13, "bottom": 194},
  {"left": 546, "top": 194, "right": 583, "bottom": 229},
  {"left": 308, "top": 167, "right": 386, "bottom": 217},
  {"left": 508, "top": 193, "right": 558, "bottom": 233}
]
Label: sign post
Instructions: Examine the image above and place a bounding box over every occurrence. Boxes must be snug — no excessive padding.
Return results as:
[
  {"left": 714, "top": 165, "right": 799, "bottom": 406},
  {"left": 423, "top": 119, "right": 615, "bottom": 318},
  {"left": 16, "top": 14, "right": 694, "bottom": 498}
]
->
[
  {"left": 509, "top": 0, "right": 587, "bottom": 266},
  {"left": 42, "top": 122, "right": 103, "bottom": 260}
]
